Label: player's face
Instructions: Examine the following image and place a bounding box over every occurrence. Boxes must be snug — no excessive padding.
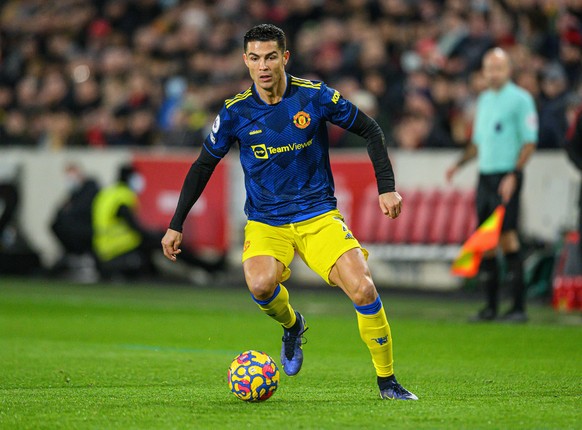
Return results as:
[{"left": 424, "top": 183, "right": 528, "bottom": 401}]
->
[
  {"left": 483, "top": 54, "right": 511, "bottom": 90},
  {"left": 243, "top": 40, "right": 289, "bottom": 94}
]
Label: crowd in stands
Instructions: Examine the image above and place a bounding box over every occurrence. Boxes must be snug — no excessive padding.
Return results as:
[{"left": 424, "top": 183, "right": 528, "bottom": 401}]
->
[{"left": 0, "top": 0, "right": 581, "bottom": 150}]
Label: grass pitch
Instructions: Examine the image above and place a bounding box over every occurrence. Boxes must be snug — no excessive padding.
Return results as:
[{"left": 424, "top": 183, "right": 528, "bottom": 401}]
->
[{"left": 0, "top": 277, "right": 580, "bottom": 429}]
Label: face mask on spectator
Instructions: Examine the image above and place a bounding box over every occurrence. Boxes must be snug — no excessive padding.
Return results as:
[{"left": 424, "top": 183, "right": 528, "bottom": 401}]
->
[{"left": 128, "top": 173, "right": 145, "bottom": 194}]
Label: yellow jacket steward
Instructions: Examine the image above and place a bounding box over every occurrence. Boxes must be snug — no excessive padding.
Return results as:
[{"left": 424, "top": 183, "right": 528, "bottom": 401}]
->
[{"left": 92, "top": 183, "right": 142, "bottom": 262}]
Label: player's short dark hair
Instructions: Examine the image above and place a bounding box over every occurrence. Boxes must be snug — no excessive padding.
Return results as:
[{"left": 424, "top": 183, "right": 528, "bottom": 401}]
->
[{"left": 244, "top": 24, "right": 286, "bottom": 53}]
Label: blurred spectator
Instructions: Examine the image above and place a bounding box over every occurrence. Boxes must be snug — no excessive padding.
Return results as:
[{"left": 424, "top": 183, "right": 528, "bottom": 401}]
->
[
  {"left": 538, "top": 62, "right": 570, "bottom": 149},
  {"left": 158, "top": 76, "right": 187, "bottom": 131},
  {"left": 127, "top": 108, "right": 157, "bottom": 146},
  {"left": 393, "top": 70, "right": 455, "bottom": 148},
  {"left": 0, "top": 0, "right": 580, "bottom": 150},
  {"left": 559, "top": 26, "right": 582, "bottom": 89},
  {"left": 92, "top": 164, "right": 225, "bottom": 281},
  {"left": 0, "top": 181, "right": 18, "bottom": 242},
  {"left": 1, "top": 110, "right": 36, "bottom": 146},
  {"left": 37, "top": 69, "right": 71, "bottom": 111},
  {"left": 71, "top": 78, "right": 101, "bottom": 114},
  {"left": 515, "top": 68, "right": 540, "bottom": 100},
  {"left": 92, "top": 164, "right": 162, "bottom": 279},
  {"left": 158, "top": 82, "right": 209, "bottom": 147},
  {"left": 50, "top": 163, "right": 100, "bottom": 277},
  {"left": 448, "top": 9, "right": 495, "bottom": 76},
  {"left": 0, "top": 165, "right": 42, "bottom": 274},
  {"left": 0, "top": 84, "right": 14, "bottom": 115},
  {"left": 333, "top": 86, "right": 386, "bottom": 148}
]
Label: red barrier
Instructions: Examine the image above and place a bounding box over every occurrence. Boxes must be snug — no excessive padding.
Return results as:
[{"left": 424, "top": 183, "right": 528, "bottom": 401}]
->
[
  {"left": 552, "top": 231, "right": 582, "bottom": 312},
  {"left": 132, "top": 153, "right": 229, "bottom": 253},
  {"left": 130, "top": 152, "right": 476, "bottom": 255},
  {"left": 329, "top": 154, "right": 377, "bottom": 237}
]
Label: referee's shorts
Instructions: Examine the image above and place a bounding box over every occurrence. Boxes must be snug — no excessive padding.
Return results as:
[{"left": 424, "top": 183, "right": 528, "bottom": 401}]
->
[{"left": 476, "top": 172, "right": 523, "bottom": 232}]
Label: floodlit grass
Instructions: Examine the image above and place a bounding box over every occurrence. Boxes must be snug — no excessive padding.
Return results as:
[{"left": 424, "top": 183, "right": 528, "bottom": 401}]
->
[{"left": 0, "top": 278, "right": 580, "bottom": 429}]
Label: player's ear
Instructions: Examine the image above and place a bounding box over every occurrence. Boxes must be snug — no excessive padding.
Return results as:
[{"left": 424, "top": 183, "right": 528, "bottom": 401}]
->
[
  {"left": 243, "top": 53, "right": 249, "bottom": 67},
  {"left": 283, "top": 50, "right": 290, "bottom": 66}
]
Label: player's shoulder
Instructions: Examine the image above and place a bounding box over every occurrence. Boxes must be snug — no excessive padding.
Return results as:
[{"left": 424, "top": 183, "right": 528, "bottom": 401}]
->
[
  {"left": 289, "top": 75, "right": 341, "bottom": 105},
  {"left": 223, "top": 86, "right": 253, "bottom": 110},
  {"left": 289, "top": 75, "right": 324, "bottom": 91}
]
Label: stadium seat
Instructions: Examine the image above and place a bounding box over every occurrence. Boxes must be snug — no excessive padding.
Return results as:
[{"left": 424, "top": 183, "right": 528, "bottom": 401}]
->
[
  {"left": 358, "top": 188, "right": 477, "bottom": 247},
  {"left": 427, "top": 189, "right": 461, "bottom": 244},
  {"left": 375, "top": 188, "right": 414, "bottom": 243},
  {"left": 447, "top": 189, "right": 476, "bottom": 244},
  {"left": 375, "top": 208, "right": 393, "bottom": 242},
  {"left": 391, "top": 189, "right": 422, "bottom": 244},
  {"left": 409, "top": 189, "right": 441, "bottom": 244},
  {"left": 354, "top": 186, "right": 380, "bottom": 243}
]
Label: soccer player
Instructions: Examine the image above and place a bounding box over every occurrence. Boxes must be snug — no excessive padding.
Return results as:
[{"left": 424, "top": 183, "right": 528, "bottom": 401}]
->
[
  {"left": 446, "top": 48, "right": 538, "bottom": 323},
  {"left": 161, "top": 24, "right": 417, "bottom": 400}
]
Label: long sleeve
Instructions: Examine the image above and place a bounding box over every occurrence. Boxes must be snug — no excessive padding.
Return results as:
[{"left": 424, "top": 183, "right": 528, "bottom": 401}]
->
[
  {"left": 169, "top": 146, "right": 222, "bottom": 232},
  {"left": 348, "top": 109, "right": 396, "bottom": 193}
]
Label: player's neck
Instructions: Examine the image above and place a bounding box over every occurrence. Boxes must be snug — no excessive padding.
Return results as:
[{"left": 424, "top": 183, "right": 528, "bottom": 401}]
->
[{"left": 255, "top": 74, "right": 287, "bottom": 105}]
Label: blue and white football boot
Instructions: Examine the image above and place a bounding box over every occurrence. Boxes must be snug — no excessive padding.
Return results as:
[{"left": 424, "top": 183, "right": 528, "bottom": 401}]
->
[
  {"left": 280, "top": 311, "right": 308, "bottom": 376},
  {"left": 378, "top": 376, "right": 418, "bottom": 400}
]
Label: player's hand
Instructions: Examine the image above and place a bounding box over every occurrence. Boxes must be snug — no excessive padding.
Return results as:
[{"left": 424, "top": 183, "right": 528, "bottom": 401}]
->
[
  {"left": 499, "top": 172, "right": 517, "bottom": 204},
  {"left": 445, "top": 165, "right": 458, "bottom": 183},
  {"left": 161, "top": 228, "right": 183, "bottom": 262},
  {"left": 379, "top": 191, "right": 403, "bottom": 219}
]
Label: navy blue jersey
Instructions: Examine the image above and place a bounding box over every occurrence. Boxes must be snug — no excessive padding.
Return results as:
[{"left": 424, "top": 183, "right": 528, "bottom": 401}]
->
[{"left": 204, "top": 74, "right": 359, "bottom": 226}]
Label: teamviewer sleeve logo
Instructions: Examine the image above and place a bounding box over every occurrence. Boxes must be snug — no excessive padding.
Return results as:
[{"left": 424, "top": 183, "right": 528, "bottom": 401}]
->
[{"left": 251, "top": 144, "right": 268, "bottom": 159}]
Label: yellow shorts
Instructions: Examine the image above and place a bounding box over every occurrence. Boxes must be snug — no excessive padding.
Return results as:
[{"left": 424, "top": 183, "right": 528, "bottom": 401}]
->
[{"left": 242, "top": 209, "right": 368, "bottom": 286}]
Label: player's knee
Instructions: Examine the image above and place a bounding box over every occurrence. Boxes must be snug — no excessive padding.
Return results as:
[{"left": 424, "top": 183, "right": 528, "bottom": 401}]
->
[
  {"left": 350, "top": 278, "right": 377, "bottom": 307},
  {"left": 246, "top": 273, "right": 278, "bottom": 301}
]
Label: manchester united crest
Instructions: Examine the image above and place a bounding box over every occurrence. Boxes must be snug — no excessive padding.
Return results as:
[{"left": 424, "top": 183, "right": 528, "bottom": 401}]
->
[{"left": 293, "top": 111, "right": 311, "bottom": 129}]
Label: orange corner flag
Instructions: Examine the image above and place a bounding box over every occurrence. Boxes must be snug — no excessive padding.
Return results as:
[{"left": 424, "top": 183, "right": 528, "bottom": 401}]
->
[{"left": 451, "top": 205, "right": 506, "bottom": 277}]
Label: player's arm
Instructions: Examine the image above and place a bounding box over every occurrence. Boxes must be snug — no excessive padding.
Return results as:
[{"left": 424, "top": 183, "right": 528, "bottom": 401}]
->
[
  {"left": 348, "top": 110, "right": 401, "bottom": 219},
  {"left": 161, "top": 146, "right": 221, "bottom": 261}
]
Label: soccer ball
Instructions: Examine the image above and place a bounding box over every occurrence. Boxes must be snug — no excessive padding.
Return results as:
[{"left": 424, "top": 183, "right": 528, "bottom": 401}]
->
[{"left": 227, "top": 350, "right": 280, "bottom": 402}]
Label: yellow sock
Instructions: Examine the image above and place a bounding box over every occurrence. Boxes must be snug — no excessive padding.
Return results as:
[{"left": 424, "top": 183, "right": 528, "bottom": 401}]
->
[
  {"left": 354, "top": 297, "right": 394, "bottom": 377},
  {"left": 251, "top": 284, "right": 296, "bottom": 329}
]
